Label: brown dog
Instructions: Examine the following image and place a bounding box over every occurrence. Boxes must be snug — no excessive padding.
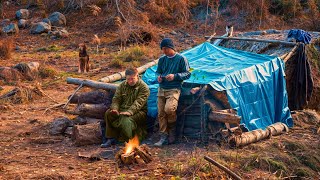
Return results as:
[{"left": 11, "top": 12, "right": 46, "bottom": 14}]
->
[{"left": 78, "top": 43, "right": 89, "bottom": 73}]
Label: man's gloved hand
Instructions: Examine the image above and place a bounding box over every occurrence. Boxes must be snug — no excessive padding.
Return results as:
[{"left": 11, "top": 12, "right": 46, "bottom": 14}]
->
[
  {"left": 120, "top": 111, "right": 132, "bottom": 116},
  {"left": 110, "top": 109, "right": 119, "bottom": 115}
]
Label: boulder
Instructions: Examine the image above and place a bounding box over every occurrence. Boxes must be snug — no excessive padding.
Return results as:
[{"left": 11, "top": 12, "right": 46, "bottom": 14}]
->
[
  {"left": 30, "top": 22, "right": 51, "bottom": 34},
  {"left": 49, "top": 117, "right": 72, "bottom": 135},
  {"left": 49, "top": 28, "right": 69, "bottom": 38},
  {"left": 16, "top": 9, "right": 30, "bottom": 20},
  {"left": 42, "top": 18, "right": 51, "bottom": 26},
  {"left": 72, "top": 123, "right": 102, "bottom": 146},
  {"left": 0, "top": 67, "right": 22, "bottom": 82},
  {"left": 0, "top": 19, "right": 10, "bottom": 27},
  {"left": 2, "top": 23, "right": 19, "bottom": 34},
  {"left": 73, "top": 116, "right": 103, "bottom": 125},
  {"left": 48, "top": 12, "right": 66, "bottom": 27},
  {"left": 18, "top": 19, "right": 30, "bottom": 29}
]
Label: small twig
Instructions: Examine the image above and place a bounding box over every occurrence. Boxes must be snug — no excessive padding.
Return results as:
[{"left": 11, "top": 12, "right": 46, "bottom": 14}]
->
[
  {"left": 43, "top": 103, "right": 65, "bottom": 114},
  {"left": 115, "top": 0, "right": 127, "bottom": 22},
  {"left": 206, "top": 33, "right": 216, "bottom": 42},
  {"left": 63, "top": 83, "right": 83, "bottom": 109}
]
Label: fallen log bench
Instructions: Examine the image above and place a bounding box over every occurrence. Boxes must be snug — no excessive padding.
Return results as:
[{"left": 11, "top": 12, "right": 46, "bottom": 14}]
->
[{"left": 66, "top": 77, "right": 119, "bottom": 91}]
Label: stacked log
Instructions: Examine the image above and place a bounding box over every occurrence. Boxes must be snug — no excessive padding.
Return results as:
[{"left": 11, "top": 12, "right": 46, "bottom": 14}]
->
[
  {"left": 228, "top": 122, "right": 289, "bottom": 148},
  {"left": 115, "top": 144, "right": 152, "bottom": 165},
  {"left": 63, "top": 90, "right": 113, "bottom": 146}
]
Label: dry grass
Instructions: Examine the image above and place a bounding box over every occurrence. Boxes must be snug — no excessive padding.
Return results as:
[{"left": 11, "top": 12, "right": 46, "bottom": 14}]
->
[{"left": 0, "top": 38, "right": 14, "bottom": 60}]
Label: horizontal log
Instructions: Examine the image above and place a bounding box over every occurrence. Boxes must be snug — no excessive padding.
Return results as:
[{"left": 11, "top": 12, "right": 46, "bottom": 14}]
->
[
  {"left": 74, "top": 103, "right": 109, "bottom": 119},
  {"left": 205, "top": 36, "right": 297, "bottom": 46},
  {"left": 99, "top": 59, "right": 159, "bottom": 83},
  {"left": 208, "top": 109, "right": 241, "bottom": 125},
  {"left": 229, "top": 129, "right": 270, "bottom": 148},
  {"left": 66, "top": 77, "right": 119, "bottom": 91},
  {"left": 69, "top": 90, "right": 113, "bottom": 104}
]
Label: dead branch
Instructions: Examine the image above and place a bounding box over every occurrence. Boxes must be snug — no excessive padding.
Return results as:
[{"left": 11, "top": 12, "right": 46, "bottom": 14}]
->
[{"left": 204, "top": 156, "right": 242, "bottom": 180}]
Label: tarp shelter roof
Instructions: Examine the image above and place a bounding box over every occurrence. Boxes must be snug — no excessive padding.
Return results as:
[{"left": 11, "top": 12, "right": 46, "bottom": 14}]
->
[{"left": 142, "top": 42, "right": 292, "bottom": 131}]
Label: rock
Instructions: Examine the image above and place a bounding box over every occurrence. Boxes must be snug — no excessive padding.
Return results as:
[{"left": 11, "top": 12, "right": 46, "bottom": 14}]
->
[
  {"left": 0, "top": 67, "right": 22, "bottom": 82},
  {"left": 15, "top": 46, "right": 21, "bottom": 51},
  {"left": 72, "top": 123, "right": 102, "bottom": 146},
  {"left": 30, "top": 22, "right": 51, "bottom": 34},
  {"left": 184, "top": 33, "right": 191, "bottom": 37},
  {"left": 18, "top": 19, "right": 30, "bottom": 29},
  {"left": 65, "top": 127, "right": 73, "bottom": 136},
  {"left": 49, "top": 28, "right": 69, "bottom": 38},
  {"left": 49, "top": 117, "right": 72, "bottom": 135},
  {"left": 27, "top": 62, "right": 40, "bottom": 72},
  {"left": 42, "top": 18, "right": 51, "bottom": 26},
  {"left": 48, "top": 12, "right": 66, "bottom": 27},
  {"left": 2, "top": 23, "right": 19, "bottom": 34},
  {"left": 0, "top": 19, "right": 10, "bottom": 27},
  {"left": 170, "top": 30, "right": 177, "bottom": 35},
  {"left": 16, "top": 9, "right": 30, "bottom": 20}
]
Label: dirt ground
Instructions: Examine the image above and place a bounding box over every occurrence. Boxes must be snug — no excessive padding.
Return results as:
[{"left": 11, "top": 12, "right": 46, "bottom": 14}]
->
[{"left": 1, "top": 4, "right": 320, "bottom": 180}]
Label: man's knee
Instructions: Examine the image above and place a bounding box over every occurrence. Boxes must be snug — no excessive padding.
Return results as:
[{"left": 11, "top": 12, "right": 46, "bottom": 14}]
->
[{"left": 164, "top": 105, "right": 177, "bottom": 115}]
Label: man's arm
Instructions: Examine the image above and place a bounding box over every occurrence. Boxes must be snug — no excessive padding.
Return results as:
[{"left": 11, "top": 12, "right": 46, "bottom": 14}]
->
[
  {"left": 174, "top": 57, "right": 191, "bottom": 80},
  {"left": 126, "top": 83, "right": 150, "bottom": 115}
]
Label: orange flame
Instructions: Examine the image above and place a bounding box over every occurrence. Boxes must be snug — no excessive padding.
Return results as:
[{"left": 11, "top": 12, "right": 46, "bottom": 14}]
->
[{"left": 124, "top": 135, "right": 139, "bottom": 154}]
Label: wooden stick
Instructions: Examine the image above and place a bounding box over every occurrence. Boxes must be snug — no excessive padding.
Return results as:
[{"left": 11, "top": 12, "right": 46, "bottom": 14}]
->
[
  {"left": 206, "top": 33, "right": 216, "bottom": 42},
  {"left": 99, "top": 59, "right": 159, "bottom": 83},
  {"left": 204, "top": 156, "right": 242, "bottom": 180},
  {"left": 43, "top": 103, "right": 65, "bottom": 114},
  {"left": 282, "top": 44, "right": 299, "bottom": 62},
  {"left": 63, "top": 83, "right": 83, "bottom": 109},
  {"left": 205, "top": 36, "right": 297, "bottom": 46},
  {"left": 66, "top": 77, "right": 119, "bottom": 91}
]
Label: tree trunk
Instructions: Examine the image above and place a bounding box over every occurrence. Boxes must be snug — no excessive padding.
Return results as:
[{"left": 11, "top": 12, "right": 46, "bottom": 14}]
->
[
  {"left": 69, "top": 90, "right": 113, "bottom": 105},
  {"left": 72, "top": 123, "right": 102, "bottom": 146},
  {"left": 66, "top": 77, "right": 119, "bottom": 91},
  {"left": 73, "top": 103, "right": 109, "bottom": 119},
  {"left": 208, "top": 109, "right": 241, "bottom": 125},
  {"left": 99, "top": 59, "right": 159, "bottom": 83}
]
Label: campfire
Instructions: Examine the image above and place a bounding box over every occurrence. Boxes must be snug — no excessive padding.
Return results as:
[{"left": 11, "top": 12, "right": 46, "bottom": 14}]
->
[{"left": 115, "top": 135, "right": 152, "bottom": 165}]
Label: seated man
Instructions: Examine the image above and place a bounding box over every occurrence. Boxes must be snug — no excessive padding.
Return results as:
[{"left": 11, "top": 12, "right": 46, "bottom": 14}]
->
[{"left": 101, "top": 67, "right": 150, "bottom": 148}]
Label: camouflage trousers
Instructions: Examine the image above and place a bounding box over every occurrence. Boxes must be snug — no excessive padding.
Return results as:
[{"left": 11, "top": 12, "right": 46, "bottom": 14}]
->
[
  {"left": 157, "top": 88, "right": 181, "bottom": 134},
  {"left": 104, "top": 109, "right": 147, "bottom": 142}
]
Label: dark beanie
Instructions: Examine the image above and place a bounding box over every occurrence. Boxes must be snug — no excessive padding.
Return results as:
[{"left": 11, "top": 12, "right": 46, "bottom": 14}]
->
[{"left": 160, "top": 38, "right": 175, "bottom": 50}]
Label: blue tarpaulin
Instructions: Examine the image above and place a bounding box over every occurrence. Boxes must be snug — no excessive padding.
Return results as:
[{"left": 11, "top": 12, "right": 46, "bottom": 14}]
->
[{"left": 142, "top": 42, "right": 293, "bottom": 131}]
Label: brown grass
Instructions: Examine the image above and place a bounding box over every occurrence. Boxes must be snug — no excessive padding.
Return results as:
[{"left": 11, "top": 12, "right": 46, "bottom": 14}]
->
[{"left": 0, "top": 38, "right": 14, "bottom": 60}]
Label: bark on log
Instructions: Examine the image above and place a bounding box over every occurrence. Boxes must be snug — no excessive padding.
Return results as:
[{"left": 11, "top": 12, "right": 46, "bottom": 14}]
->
[
  {"left": 121, "top": 152, "right": 135, "bottom": 165},
  {"left": 134, "top": 146, "right": 152, "bottom": 163},
  {"left": 66, "top": 77, "right": 119, "bottom": 91},
  {"left": 205, "top": 36, "right": 297, "bottom": 46},
  {"left": 229, "top": 129, "right": 270, "bottom": 148},
  {"left": 99, "top": 59, "right": 159, "bottom": 83},
  {"left": 208, "top": 109, "right": 241, "bottom": 125},
  {"left": 72, "top": 103, "right": 109, "bottom": 119},
  {"left": 207, "top": 87, "right": 231, "bottom": 109},
  {"left": 73, "top": 116, "right": 103, "bottom": 125},
  {"left": 72, "top": 123, "right": 102, "bottom": 146},
  {"left": 266, "top": 122, "right": 289, "bottom": 136},
  {"left": 69, "top": 90, "right": 113, "bottom": 105}
]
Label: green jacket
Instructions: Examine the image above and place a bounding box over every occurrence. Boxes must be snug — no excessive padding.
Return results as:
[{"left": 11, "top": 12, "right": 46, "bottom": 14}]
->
[{"left": 110, "top": 79, "right": 150, "bottom": 115}]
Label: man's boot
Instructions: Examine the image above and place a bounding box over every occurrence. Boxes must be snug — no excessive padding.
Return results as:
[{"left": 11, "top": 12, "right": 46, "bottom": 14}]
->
[
  {"left": 100, "top": 138, "right": 116, "bottom": 148},
  {"left": 154, "top": 133, "right": 168, "bottom": 147},
  {"left": 100, "top": 120, "right": 107, "bottom": 145},
  {"left": 168, "top": 123, "right": 177, "bottom": 144}
]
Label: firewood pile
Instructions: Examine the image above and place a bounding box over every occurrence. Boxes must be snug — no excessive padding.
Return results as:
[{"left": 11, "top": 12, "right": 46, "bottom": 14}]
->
[{"left": 115, "top": 136, "right": 152, "bottom": 166}]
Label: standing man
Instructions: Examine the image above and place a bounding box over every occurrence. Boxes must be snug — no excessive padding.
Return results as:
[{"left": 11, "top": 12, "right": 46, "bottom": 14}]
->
[
  {"left": 101, "top": 67, "right": 150, "bottom": 148},
  {"left": 154, "top": 38, "right": 191, "bottom": 146}
]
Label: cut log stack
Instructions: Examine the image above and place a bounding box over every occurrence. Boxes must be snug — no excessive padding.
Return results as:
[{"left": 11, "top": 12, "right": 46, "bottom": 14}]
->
[
  {"left": 63, "top": 90, "right": 114, "bottom": 146},
  {"left": 115, "top": 144, "right": 152, "bottom": 165}
]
